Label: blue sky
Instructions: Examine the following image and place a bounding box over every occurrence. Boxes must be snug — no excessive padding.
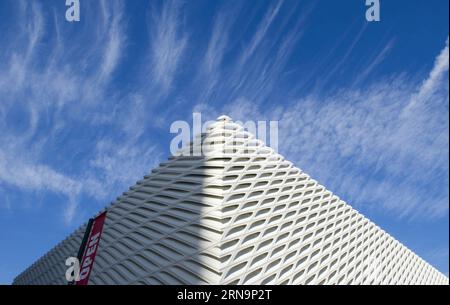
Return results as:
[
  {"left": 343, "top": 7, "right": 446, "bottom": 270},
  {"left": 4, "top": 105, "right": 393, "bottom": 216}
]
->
[{"left": 0, "top": 0, "right": 448, "bottom": 284}]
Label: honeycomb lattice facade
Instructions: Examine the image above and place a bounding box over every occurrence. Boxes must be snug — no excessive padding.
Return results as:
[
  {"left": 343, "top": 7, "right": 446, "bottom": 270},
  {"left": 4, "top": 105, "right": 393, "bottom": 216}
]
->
[{"left": 13, "top": 116, "right": 448, "bottom": 285}]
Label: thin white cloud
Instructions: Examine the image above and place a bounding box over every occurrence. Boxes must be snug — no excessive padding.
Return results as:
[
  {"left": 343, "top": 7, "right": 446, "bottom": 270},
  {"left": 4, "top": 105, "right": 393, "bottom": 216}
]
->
[
  {"left": 0, "top": 1, "right": 44, "bottom": 94},
  {"left": 404, "top": 37, "right": 449, "bottom": 114},
  {"left": 239, "top": 0, "right": 284, "bottom": 65},
  {"left": 98, "top": 0, "right": 125, "bottom": 81},
  {"left": 318, "top": 23, "right": 368, "bottom": 88},
  {"left": 204, "top": 13, "right": 229, "bottom": 75},
  {"left": 0, "top": 149, "right": 82, "bottom": 225},
  {"left": 354, "top": 38, "right": 395, "bottom": 85},
  {"left": 150, "top": 1, "right": 188, "bottom": 93}
]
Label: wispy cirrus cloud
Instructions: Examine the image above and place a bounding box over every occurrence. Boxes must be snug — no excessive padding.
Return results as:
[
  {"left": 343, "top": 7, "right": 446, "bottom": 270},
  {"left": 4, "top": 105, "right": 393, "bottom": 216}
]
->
[
  {"left": 353, "top": 37, "right": 396, "bottom": 86},
  {"left": 98, "top": 0, "right": 126, "bottom": 81},
  {"left": 0, "top": 149, "right": 82, "bottom": 223},
  {"left": 149, "top": 0, "right": 188, "bottom": 93},
  {"left": 238, "top": 0, "right": 284, "bottom": 65}
]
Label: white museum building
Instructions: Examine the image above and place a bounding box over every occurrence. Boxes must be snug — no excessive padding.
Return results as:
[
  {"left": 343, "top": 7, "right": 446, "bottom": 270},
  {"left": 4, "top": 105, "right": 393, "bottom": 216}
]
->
[{"left": 13, "top": 116, "right": 449, "bottom": 285}]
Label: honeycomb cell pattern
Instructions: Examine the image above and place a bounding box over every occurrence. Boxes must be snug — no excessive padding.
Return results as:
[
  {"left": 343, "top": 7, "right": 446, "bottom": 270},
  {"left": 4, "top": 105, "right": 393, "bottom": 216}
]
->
[{"left": 13, "top": 116, "right": 448, "bottom": 285}]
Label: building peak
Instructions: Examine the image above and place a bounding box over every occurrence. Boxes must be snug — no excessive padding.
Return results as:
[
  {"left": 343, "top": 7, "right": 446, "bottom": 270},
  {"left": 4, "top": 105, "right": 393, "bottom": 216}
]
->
[{"left": 216, "top": 115, "right": 232, "bottom": 122}]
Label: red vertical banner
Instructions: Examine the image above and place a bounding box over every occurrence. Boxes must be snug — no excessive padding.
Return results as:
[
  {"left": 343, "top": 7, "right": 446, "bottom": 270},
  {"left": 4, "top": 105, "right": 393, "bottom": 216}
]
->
[{"left": 76, "top": 211, "right": 107, "bottom": 285}]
